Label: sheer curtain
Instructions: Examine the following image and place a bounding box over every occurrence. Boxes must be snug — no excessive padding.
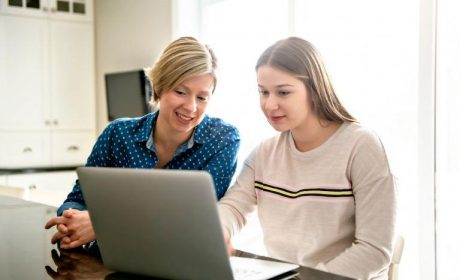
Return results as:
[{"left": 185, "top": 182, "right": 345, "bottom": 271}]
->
[{"left": 436, "top": 0, "right": 460, "bottom": 279}]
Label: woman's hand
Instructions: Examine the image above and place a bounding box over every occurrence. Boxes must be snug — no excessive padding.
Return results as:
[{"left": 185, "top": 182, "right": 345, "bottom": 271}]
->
[
  {"left": 223, "top": 230, "right": 236, "bottom": 256},
  {"left": 45, "top": 209, "right": 96, "bottom": 249}
]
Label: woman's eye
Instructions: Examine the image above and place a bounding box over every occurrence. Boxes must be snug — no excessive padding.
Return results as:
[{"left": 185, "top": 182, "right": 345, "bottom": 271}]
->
[
  {"left": 258, "top": 89, "right": 269, "bottom": 95},
  {"left": 175, "top": 90, "right": 186, "bottom": 96},
  {"left": 197, "top": 96, "right": 209, "bottom": 102},
  {"left": 279, "top": 91, "right": 290, "bottom": 96}
]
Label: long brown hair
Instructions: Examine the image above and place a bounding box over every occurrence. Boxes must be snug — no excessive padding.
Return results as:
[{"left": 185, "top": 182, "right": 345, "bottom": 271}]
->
[{"left": 256, "top": 37, "right": 356, "bottom": 123}]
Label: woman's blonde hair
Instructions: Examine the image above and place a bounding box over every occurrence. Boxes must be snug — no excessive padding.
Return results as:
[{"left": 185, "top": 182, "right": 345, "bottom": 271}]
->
[
  {"left": 256, "top": 37, "right": 356, "bottom": 123},
  {"left": 145, "top": 36, "right": 218, "bottom": 108}
]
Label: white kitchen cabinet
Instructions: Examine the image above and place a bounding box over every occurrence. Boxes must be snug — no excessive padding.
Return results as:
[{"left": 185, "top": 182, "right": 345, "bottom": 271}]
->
[
  {"left": 0, "top": 0, "right": 95, "bottom": 168},
  {"left": 6, "top": 170, "right": 77, "bottom": 207},
  {"left": 0, "top": 131, "right": 51, "bottom": 168},
  {"left": 0, "top": 131, "right": 93, "bottom": 168},
  {"left": 0, "top": 15, "right": 48, "bottom": 131},
  {"left": 49, "top": 19, "right": 95, "bottom": 130},
  {"left": 0, "top": 175, "right": 6, "bottom": 186},
  {"left": 0, "top": 0, "right": 93, "bottom": 22},
  {"left": 50, "top": 131, "right": 94, "bottom": 166}
]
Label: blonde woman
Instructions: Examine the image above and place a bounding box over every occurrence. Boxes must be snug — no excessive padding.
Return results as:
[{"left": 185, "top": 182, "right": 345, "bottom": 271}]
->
[
  {"left": 45, "top": 37, "right": 240, "bottom": 250},
  {"left": 218, "top": 37, "right": 396, "bottom": 280}
]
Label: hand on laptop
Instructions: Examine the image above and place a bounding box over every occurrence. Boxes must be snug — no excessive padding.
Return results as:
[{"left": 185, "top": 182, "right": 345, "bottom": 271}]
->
[
  {"left": 45, "top": 209, "right": 96, "bottom": 249},
  {"left": 224, "top": 230, "right": 236, "bottom": 256}
]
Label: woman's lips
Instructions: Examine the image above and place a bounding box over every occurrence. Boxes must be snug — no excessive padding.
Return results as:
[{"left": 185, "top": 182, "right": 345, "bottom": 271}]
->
[
  {"left": 269, "top": 115, "right": 285, "bottom": 122},
  {"left": 176, "top": 112, "right": 193, "bottom": 121},
  {"left": 175, "top": 112, "right": 195, "bottom": 125}
]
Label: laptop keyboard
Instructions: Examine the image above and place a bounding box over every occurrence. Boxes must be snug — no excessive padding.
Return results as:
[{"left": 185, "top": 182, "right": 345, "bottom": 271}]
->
[
  {"left": 229, "top": 256, "right": 299, "bottom": 280},
  {"left": 232, "top": 267, "right": 263, "bottom": 280}
]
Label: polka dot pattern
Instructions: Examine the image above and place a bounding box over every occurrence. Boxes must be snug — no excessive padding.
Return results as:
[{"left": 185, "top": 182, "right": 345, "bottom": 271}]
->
[{"left": 57, "top": 111, "right": 240, "bottom": 215}]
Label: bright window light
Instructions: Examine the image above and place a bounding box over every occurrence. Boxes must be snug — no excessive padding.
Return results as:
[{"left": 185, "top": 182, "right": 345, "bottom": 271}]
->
[
  {"left": 173, "top": 1, "right": 452, "bottom": 279},
  {"left": 436, "top": 0, "right": 460, "bottom": 278},
  {"left": 201, "top": 0, "right": 289, "bottom": 165}
]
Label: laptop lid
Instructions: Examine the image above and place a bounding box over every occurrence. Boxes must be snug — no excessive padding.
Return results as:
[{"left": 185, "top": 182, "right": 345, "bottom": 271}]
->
[{"left": 77, "top": 167, "right": 298, "bottom": 280}]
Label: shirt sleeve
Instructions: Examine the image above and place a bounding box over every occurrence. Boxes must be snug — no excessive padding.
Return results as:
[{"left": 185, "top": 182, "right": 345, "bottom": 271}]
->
[
  {"left": 217, "top": 148, "right": 258, "bottom": 238},
  {"left": 203, "top": 129, "right": 240, "bottom": 199},
  {"left": 57, "top": 122, "right": 116, "bottom": 215},
  {"left": 319, "top": 132, "right": 397, "bottom": 279}
]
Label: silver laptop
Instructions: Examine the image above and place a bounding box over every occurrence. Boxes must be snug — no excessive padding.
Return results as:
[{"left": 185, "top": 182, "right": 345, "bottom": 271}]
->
[{"left": 77, "top": 167, "right": 299, "bottom": 280}]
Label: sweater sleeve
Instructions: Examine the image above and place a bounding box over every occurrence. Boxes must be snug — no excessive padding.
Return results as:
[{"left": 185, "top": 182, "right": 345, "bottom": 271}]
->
[
  {"left": 319, "top": 131, "right": 397, "bottom": 279},
  {"left": 217, "top": 148, "right": 258, "bottom": 238}
]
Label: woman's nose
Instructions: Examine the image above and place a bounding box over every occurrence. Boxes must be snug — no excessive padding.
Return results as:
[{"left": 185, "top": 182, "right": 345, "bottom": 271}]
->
[
  {"left": 183, "top": 96, "right": 197, "bottom": 112},
  {"left": 263, "top": 94, "right": 278, "bottom": 111}
]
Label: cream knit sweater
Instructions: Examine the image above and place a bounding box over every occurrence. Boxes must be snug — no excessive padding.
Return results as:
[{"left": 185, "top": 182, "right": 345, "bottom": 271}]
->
[{"left": 218, "top": 122, "right": 396, "bottom": 280}]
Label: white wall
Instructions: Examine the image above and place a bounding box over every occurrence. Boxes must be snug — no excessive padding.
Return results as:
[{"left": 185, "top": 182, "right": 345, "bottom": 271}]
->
[{"left": 94, "top": 0, "right": 173, "bottom": 132}]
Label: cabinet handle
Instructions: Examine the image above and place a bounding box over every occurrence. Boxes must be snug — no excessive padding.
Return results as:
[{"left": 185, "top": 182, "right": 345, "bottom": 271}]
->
[
  {"left": 53, "top": 120, "right": 59, "bottom": 125},
  {"left": 45, "top": 120, "right": 51, "bottom": 126},
  {"left": 51, "top": 7, "right": 57, "bottom": 13},
  {"left": 67, "top": 145, "right": 79, "bottom": 151},
  {"left": 43, "top": 7, "right": 48, "bottom": 12},
  {"left": 22, "top": 147, "right": 33, "bottom": 153},
  {"left": 28, "top": 184, "right": 37, "bottom": 190}
]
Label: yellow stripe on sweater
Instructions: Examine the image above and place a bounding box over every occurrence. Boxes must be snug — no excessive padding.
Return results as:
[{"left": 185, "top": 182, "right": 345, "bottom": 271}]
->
[{"left": 255, "top": 182, "right": 353, "bottom": 198}]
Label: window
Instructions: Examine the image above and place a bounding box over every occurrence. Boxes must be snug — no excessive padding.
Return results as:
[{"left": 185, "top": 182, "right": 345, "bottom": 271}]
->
[
  {"left": 436, "top": 0, "right": 460, "bottom": 278},
  {"left": 173, "top": 1, "right": 447, "bottom": 279},
  {"left": 201, "top": 0, "right": 289, "bottom": 163}
]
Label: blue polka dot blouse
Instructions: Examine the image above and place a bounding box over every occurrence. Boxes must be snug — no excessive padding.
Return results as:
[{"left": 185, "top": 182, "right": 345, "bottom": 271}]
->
[{"left": 57, "top": 111, "right": 240, "bottom": 215}]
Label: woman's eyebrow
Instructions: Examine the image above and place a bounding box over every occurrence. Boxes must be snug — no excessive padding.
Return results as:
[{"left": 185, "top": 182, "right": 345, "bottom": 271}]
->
[
  {"left": 276, "top": 84, "right": 294, "bottom": 88},
  {"left": 258, "top": 84, "right": 294, "bottom": 88},
  {"left": 258, "top": 84, "right": 294, "bottom": 89},
  {"left": 177, "top": 84, "right": 212, "bottom": 95}
]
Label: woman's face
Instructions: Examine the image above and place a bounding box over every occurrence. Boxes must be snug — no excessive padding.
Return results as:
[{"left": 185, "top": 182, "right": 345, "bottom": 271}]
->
[
  {"left": 158, "top": 73, "right": 214, "bottom": 135},
  {"left": 257, "top": 65, "right": 314, "bottom": 132}
]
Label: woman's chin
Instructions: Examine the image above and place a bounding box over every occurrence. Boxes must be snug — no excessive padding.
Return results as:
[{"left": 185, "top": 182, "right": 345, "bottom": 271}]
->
[{"left": 270, "top": 124, "right": 289, "bottom": 133}]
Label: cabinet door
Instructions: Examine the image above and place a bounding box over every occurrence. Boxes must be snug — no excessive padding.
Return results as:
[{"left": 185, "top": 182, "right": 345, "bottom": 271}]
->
[
  {"left": 0, "top": 131, "right": 51, "bottom": 168},
  {"left": 49, "top": 20, "right": 95, "bottom": 131},
  {"left": 7, "top": 171, "right": 77, "bottom": 207},
  {"left": 48, "top": 0, "right": 93, "bottom": 22},
  {"left": 0, "top": 15, "right": 50, "bottom": 130},
  {"left": 50, "top": 131, "right": 94, "bottom": 166},
  {"left": 0, "top": 0, "right": 93, "bottom": 21},
  {"left": 0, "top": 0, "right": 48, "bottom": 17}
]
